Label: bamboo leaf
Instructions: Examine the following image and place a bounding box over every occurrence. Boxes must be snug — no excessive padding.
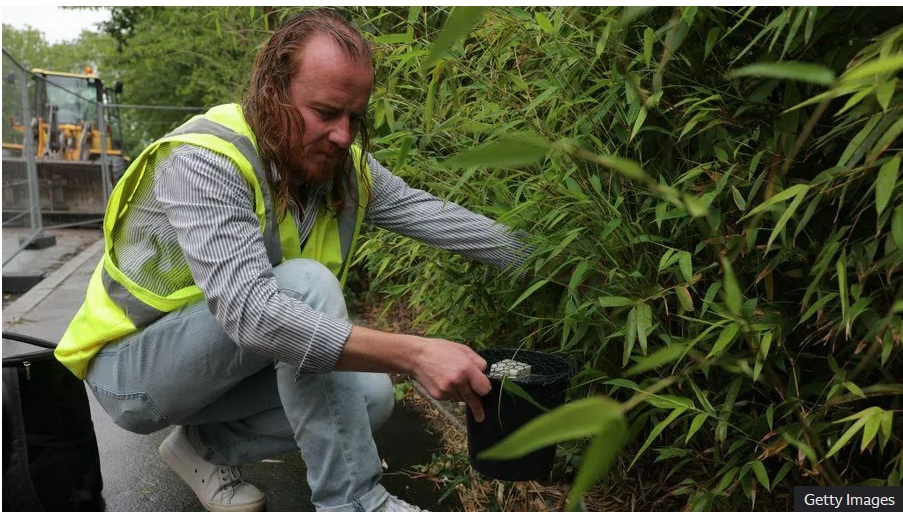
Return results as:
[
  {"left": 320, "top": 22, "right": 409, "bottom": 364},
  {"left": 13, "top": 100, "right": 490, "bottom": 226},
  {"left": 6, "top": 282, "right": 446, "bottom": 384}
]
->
[
  {"left": 676, "top": 285, "right": 695, "bottom": 312},
  {"left": 876, "top": 79, "right": 897, "bottom": 111},
  {"left": 630, "top": 108, "right": 647, "bottom": 142},
  {"left": 879, "top": 411, "right": 893, "bottom": 450},
  {"left": 599, "top": 296, "right": 634, "bottom": 307},
  {"left": 709, "top": 323, "right": 740, "bottom": 358},
  {"left": 509, "top": 279, "right": 550, "bottom": 311},
  {"left": 842, "top": 381, "right": 866, "bottom": 399},
  {"left": 728, "top": 61, "right": 835, "bottom": 86},
  {"left": 567, "top": 261, "right": 592, "bottom": 290},
  {"left": 751, "top": 460, "right": 771, "bottom": 491},
  {"left": 704, "top": 27, "right": 720, "bottom": 61},
  {"left": 686, "top": 413, "right": 708, "bottom": 444},
  {"left": 681, "top": 6, "right": 698, "bottom": 26},
  {"left": 861, "top": 411, "right": 881, "bottom": 452},
  {"left": 841, "top": 52, "right": 903, "bottom": 83},
  {"left": 659, "top": 248, "right": 679, "bottom": 272},
  {"left": 701, "top": 281, "right": 722, "bottom": 316},
  {"left": 479, "top": 396, "right": 624, "bottom": 459},
  {"left": 780, "top": 8, "right": 806, "bottom": 59},
  {"left": 689, "top": 379, "right": 717, "bottom": 416},
  {"left": 867, "top": 115, "right": 903, "bottom": 164},
  {"left": 625, "top": 343, "right": 685, "bottom": 376},
  {"left": 635, "top": 303, "right": 653, "bottom": 355},
  {"left": 500, "top": 378, "right": 548, "bottom": 412},
  {"left": 837, "top": 89, "right": 871, "bottom": 117},
  {"left": 825, "top": 415, "right": 869, "bottom": 459},
  {"left": 804, "top": 7, "right": 817, "bottom": 43},
  {"left": 743, "top": 184, "right": 810, "bottom": 218},
  {"left": 720, "top": 256, "right": 742, "bottom": 315},
  {"left": 839, "top": 115, "right": 881, "bottom": 168},
  {"left": 423, "top": 7, "right": 487, "bottom": 71},
  {"left": 766, "top": 403, "right": 774, "bottom": 430},
  {"left": 716, "top": 378, "right": 742, "bottom": 443},
  {"left": 766, "top": 189, "right": 807, "bottom": 253},
  {"left": 753, "top": 331, "right": 773, "bottom": 382},
  {"left": 630, "top": 407, "right": 686, "bottom": 469},
  {"left": 876, "top": 155, "right": 900, "bottom": 216},
  {"left": 646, "top": 394, "right": 694, "bottom": 411},
  {"left": 678, "top": 251, "right": 693, "bottom": 284},
  {"left": 643, "top": 27, "right": 655, "bottom": 66},
  {"left": 375, "top": 32, "right": 414, "bottom": 45},
  {"left": 535, "top": 11, "right": 553, "bottom": 34},
  {"left": 596, "top": 23, "right": 611, "bottom": 56},
  {"left": 837, "top": 250, "right": 849, "bottom": 336},
  {"left": 594, "top": 154, "right": 648, "bottom": 181},
  {"left": 836, "top": 406, "right": 883, "bottom": 423},
  {"left": 795, "top": 193, "right": 822, "bottom": 240},
  {"left": 715, "top": 467, "right": 740, "bottom": 494},
  {"left": 684, "top": 195, "right": 709, "bottom": 217},
  {"left": 732, "top": 186, "right": 747, "bottom": 211},
  {"left": 624, "top": 307, "right": 637, "bottom": 367},
  {"left": 893, "top": 205, "right": 903, "bottom": 250},
  {"left": 443, "top": 133, "right": 549, "bottom": 169},
  {"left": 565, "top": 419, "right": 628, "bottom": 512}
]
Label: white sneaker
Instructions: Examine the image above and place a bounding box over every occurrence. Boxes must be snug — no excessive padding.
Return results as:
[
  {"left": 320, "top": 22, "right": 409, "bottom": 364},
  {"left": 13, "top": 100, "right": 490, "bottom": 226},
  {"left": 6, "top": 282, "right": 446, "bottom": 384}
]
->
[
  {"left": 376, "top": 494, "right": 429, "bottom": 512},
  {"left": 158, "top": 426, "right": 266, "bottom": 512}
]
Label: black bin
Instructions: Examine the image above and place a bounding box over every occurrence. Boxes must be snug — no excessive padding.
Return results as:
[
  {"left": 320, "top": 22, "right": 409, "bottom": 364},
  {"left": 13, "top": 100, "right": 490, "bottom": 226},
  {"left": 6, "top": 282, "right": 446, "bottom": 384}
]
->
[{"left": 467, "top": 348, "right": 574, "bottom": 481}]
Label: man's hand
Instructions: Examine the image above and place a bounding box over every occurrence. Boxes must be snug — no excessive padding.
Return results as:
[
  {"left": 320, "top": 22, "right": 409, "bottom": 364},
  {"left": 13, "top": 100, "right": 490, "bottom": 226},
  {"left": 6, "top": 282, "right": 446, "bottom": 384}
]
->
[
  {"left": 410, "top": 338, "right": 491, "bottom": 422},
  {"left": 337, "top": 326, "right": 492, "bottom": 421}
]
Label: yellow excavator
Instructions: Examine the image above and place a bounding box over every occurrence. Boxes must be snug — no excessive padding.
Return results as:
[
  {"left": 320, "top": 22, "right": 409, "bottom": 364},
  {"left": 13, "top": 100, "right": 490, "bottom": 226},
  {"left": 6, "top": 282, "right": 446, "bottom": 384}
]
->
[{"left": 2, "top": 68, "right": 128, "bottom": 221}]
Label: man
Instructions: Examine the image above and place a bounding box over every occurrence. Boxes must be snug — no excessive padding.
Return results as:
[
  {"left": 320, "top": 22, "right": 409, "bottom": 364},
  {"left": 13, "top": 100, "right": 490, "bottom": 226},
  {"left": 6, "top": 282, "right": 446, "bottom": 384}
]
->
[{"left": 55, "top": 8, "right": 525, "bottom": 512}]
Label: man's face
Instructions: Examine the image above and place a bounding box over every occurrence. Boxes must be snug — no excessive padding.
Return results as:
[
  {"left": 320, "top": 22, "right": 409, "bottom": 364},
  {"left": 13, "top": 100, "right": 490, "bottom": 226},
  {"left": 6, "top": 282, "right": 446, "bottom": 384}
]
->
[{"left": 287, "top": 34, "right": 374, "bottom": 185}]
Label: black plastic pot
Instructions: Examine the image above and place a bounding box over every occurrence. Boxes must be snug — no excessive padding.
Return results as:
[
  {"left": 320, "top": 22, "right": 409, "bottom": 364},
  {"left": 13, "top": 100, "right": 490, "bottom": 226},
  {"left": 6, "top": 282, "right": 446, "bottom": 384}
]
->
[{"left": 466, "top": 348, "right": 574, "bottom": 481}]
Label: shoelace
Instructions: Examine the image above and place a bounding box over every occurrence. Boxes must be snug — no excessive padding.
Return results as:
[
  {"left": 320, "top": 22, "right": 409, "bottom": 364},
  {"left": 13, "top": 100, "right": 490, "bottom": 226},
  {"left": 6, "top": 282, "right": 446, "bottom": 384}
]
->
[{"left": 217, "top": 465, "right": 244, "bottom": 490}]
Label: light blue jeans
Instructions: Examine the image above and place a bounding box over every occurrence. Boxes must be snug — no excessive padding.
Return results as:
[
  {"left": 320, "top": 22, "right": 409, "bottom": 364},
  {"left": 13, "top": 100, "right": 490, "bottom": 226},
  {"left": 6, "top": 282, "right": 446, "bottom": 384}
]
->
[{"left": 85, "top": 259, "right": 394, "bottom": 512}]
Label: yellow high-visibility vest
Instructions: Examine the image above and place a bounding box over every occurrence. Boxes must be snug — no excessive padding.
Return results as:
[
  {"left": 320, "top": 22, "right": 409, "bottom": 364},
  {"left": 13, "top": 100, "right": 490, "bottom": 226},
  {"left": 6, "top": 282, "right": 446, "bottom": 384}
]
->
[{"left": 55, "top": 104, "right": 370, "bottom": 378}]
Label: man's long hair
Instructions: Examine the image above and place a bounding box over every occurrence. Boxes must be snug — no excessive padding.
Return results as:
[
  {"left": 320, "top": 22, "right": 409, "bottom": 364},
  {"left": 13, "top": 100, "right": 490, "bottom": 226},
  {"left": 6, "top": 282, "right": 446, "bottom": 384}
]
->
[{"left": 242, "top": 8, "right": 372, "bottom": 217}]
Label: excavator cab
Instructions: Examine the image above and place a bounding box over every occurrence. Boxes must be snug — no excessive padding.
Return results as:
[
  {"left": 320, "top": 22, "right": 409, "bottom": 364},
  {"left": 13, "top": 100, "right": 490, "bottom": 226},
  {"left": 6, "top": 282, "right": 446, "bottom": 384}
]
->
[{"left": 2, "top": 68, "right": 128, "bottom": 222}]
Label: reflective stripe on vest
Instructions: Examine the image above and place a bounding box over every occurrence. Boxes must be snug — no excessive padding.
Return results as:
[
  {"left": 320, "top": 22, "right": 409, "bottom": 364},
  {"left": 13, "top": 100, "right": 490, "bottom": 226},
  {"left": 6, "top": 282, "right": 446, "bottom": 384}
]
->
[{"left": 56, "top": 103, "right": 370, "bottom": 378}]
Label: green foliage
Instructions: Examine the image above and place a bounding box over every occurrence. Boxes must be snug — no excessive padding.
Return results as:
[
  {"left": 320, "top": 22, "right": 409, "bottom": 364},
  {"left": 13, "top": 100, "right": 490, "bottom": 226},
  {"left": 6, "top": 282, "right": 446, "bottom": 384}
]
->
[
  {"left": 7, "top": 6, "right": 900, "bottom": 509},
  {"left": 353, "top": 6, "right": 903, "bottom": 509}
]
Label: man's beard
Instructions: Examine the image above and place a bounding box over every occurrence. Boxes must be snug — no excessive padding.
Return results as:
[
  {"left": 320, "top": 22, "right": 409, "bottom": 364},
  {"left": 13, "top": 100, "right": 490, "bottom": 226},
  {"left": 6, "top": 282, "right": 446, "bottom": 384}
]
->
[{"left": 290, "top": 147, "right": 349, "bottom": 187}]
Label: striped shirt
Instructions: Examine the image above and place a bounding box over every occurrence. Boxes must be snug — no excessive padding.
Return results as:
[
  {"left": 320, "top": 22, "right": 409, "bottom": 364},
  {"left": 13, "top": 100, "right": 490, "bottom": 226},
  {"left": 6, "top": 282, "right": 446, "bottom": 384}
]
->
[{"left": 114, "top": 144, "right": 526, "bottom": 373}]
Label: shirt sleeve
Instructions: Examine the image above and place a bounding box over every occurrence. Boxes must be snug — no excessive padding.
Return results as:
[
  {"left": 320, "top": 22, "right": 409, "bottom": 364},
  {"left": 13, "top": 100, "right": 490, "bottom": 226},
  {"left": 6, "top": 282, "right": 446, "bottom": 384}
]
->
[
  {"left": 365, "top": 154, "right": 529, "bottom": 274},
  {"left": 154, "top": 144, "right": 351, "bottom": 373}
]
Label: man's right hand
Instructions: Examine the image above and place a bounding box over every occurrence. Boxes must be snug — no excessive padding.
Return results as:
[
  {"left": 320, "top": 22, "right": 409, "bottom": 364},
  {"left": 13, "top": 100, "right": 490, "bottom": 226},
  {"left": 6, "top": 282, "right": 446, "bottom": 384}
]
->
[
  {"left": 337, "top": 326, "right": 491, "bottom": 422},
  {"left": 409, "top": 337, "right": 491, "bottom": 422}
]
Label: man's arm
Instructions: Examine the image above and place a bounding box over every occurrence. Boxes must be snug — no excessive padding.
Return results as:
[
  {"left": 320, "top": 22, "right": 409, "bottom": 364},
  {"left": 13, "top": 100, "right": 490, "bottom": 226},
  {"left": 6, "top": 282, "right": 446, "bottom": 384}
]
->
[
  {"left": 336, "top": 325, "right": 491, "bottom": 422},
  {"left": 364, "top": 154, "right": 529, "bottom": 275}
]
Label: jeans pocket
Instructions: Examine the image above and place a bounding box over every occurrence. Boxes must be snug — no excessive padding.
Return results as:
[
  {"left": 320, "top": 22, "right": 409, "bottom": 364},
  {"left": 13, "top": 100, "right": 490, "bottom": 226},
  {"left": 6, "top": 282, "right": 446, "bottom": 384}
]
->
[{"left": 89, "top": 383, "right": 167, "bottom": 434}]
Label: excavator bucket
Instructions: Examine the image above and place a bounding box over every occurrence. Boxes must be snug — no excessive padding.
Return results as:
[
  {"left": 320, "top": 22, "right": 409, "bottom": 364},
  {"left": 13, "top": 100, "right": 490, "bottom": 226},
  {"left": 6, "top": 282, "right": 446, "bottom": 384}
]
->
[{"left": 2, "top": 157, "right": 113, "bottom": 222}]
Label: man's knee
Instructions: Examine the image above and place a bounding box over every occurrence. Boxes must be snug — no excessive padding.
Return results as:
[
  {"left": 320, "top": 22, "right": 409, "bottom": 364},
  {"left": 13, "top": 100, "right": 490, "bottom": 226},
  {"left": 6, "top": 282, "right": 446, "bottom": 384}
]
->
[
  {"left": 364, "top": 373, "right": 395, "bottom": 432},
  {"left": 89, "top": 384, "right": 168, "bottom": 434},
  {"left": 273, "top": 258, "right": 340, "bottom": 290},
  {"left": 273, "top": 259, "right": 347, "bottom": 318}
]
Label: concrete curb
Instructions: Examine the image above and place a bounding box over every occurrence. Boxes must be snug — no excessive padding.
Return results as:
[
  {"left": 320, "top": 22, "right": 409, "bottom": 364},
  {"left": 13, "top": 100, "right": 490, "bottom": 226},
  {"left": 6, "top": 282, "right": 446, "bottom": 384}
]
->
[{"left": 3, "top": 238, "right": 104, "bottom": 331}]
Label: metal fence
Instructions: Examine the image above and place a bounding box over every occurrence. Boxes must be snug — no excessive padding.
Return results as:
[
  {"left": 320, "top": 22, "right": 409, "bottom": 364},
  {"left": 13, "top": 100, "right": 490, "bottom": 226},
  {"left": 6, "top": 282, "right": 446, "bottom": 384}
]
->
[
  {"left": 2, "top": 49, "right": 114, "bottom": 265},
  {"left": 3, "top": 50, "right": 49, "bottom": 264}
]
